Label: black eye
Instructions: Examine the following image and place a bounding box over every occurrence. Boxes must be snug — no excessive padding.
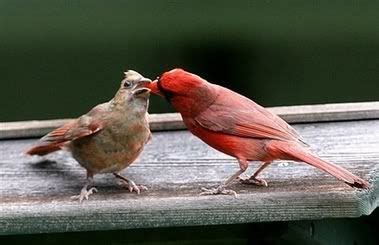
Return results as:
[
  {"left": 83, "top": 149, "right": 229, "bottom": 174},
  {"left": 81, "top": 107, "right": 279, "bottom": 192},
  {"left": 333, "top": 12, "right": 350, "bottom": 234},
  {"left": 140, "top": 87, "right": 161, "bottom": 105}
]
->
[{"left": 124, "top": 81, "right": 132, "bottom": 88}]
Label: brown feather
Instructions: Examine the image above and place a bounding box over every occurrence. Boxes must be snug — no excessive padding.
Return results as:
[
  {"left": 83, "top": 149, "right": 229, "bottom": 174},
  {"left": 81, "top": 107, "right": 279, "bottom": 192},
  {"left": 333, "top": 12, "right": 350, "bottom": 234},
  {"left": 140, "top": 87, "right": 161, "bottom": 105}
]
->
[{"left": 26, "top": 142, "right": 65, "bottom": 156}]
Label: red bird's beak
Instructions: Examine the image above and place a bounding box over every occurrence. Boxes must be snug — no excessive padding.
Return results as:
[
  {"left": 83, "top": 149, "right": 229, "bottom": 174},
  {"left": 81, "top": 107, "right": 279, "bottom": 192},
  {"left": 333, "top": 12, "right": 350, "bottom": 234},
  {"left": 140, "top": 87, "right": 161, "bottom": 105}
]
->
[{"left": 145, "top": 80, "right": 164, "bottom": 97}]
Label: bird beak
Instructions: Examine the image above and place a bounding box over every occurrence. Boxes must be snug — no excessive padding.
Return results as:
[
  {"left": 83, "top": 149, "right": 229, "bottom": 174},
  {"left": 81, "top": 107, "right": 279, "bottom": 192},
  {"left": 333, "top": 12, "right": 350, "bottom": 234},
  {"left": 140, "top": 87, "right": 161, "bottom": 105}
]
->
[
  {"left": 132, "top": 87, "right": 151, "bottom": 97},
  {"left": 139, "top": 77, "right": 152, "bottom": 85},
  {"left": 145, "top": 80, "right": 164, "bottom": 97},
  {"left": 134, "top": 77, "right": 152, "bottom": 95}
]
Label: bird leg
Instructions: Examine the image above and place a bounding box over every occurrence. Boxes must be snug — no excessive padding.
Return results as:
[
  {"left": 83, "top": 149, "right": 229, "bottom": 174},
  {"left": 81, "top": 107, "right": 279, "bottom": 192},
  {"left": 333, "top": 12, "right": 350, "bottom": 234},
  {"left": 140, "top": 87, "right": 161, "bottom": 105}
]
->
[
  {"left": 113, "top": 173, "right": 148, "bottom": 194},
  {"left": 239, "top": 161, "right": 271, "bottom": 186},
  {"left": 200, "top": 159, "right": 248, "bottom": 197},
  {"left": 71, "top": 172, "right": 98, "bottom": 202}
]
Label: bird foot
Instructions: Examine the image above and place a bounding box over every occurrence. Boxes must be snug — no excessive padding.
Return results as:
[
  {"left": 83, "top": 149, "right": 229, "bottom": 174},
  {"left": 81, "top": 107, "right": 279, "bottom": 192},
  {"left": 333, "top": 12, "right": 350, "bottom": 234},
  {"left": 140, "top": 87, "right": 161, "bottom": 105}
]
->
[
  {"left": 238, "top": 176, "right": 268, "bottom": 187},
  {"left": 119, "top": 179, "right": 148, "bottom": 194},
  {"left": 200, "top": 185, "right": 237, "bottom": 197},
  {"left": 71, "top": 187, "right": 98, "bottom": 203}
]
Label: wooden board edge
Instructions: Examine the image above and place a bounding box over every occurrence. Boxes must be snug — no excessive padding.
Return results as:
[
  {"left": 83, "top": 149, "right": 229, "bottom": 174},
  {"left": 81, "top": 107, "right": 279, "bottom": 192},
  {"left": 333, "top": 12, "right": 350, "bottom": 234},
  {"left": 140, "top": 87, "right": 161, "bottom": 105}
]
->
[
  {"left": 358, "top": 177, "right": 379, "bottom": 215},
  {"left": 1, "top": 101, "right": 379, "bottom": 139},
  {"left": 0, "top": 190, "right": 374, "bottom": 236}
]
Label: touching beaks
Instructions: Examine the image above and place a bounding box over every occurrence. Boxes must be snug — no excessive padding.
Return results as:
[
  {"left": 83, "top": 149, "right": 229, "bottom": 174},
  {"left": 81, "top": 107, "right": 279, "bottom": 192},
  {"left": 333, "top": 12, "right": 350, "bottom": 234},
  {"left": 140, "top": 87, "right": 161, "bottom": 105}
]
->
[{"left": 144, "top": 80, "right": 164, "bottom": 97}]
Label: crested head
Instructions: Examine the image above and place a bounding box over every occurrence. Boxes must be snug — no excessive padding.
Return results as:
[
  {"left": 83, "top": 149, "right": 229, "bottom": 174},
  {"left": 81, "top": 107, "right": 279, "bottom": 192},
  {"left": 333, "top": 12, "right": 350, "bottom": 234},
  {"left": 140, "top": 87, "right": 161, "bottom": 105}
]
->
[
  {"left": 156, "top": 68, "right": 207, "bottom": 99},
  {"left": 112, "top": 70, "right": 152, "bottom": 107},
  {"left": 123, "top": 70, "right": 145, "bottom": 82},
  {"left": 149, "top": 68, "right": 218, "bottom": 117}
]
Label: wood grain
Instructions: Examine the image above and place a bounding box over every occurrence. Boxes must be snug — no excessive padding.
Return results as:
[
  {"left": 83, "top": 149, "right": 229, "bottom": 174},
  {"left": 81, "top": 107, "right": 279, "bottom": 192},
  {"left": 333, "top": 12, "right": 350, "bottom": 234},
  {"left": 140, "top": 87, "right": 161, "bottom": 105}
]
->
[
  {"left": 0, "top": 118, "right": 377, "bottom": 235},
  {"left": 1, "top": 101, "right": 379, "bottom": 139}
]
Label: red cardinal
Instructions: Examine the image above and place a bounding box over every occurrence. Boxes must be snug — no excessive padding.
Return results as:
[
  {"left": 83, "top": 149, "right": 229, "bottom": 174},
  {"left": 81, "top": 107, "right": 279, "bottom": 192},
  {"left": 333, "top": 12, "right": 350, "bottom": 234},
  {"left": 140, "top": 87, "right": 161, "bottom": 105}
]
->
[
  {"left": 146, "top": 68, "right": 369, "bottom": 195},
  {"left": 27, "top": 70, "right": 152, "bottom": 201}
]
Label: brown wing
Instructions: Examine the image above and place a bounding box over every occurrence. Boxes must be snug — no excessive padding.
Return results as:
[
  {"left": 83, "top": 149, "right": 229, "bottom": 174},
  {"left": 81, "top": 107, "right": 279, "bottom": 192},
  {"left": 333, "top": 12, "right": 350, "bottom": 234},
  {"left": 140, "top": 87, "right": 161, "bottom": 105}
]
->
[
  {"left": 26, "top": 104, "right": 107, "bottom": 155},
  {"left": 194, "top": 85, "right": 305, "bottom": 143},
  {"left": 40, "top": 117, "right": 102, "bottom": 143}
]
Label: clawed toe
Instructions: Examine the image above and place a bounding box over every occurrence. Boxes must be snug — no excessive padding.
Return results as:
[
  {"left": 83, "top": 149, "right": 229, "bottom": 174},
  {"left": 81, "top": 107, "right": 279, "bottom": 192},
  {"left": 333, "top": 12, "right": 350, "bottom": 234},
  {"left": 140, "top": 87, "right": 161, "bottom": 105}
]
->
[
  {"left": 71, "top": 187, "right": 98, "bottom": 202},
  {"left": 119, "top": 180, "right": 148, "bottom": 194},
  {"left": 128, "top": 183, "right": 148, "bottom": 194},
  {"left": 238, "top": 176, "right": 268, "bottom": 187},
  {"left": 114, "top": 173, "right": 147, "bottom": 195},
  {"left": 200, "top": 185, "right": 237, "bottom": 197}
]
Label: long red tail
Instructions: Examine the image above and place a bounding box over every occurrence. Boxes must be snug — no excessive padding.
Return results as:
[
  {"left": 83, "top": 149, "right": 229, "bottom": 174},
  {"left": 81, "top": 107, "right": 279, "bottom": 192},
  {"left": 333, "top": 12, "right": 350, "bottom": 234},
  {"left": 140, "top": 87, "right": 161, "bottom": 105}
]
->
[
  {"left": 26, "top": 142, "right": 64, "bottom": 156},
  {"left": 271, "top": 142, "right": 370, "bottom": 189}
]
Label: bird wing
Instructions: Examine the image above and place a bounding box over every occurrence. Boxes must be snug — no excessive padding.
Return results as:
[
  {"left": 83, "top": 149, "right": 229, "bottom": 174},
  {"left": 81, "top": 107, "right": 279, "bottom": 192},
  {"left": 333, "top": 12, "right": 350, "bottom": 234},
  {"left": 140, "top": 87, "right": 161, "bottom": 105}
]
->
[
  {"left": 194, "top": 86, "right": 304, "bottom": 143},
  {"left": 41, "top": 104, "right": 107, "bottom": 143},
  {"left": 26, "top": 104, "right": 108, "bottom": 156},
  {"left": 40, "top": 117, "right": 102, "bottom": 143}
]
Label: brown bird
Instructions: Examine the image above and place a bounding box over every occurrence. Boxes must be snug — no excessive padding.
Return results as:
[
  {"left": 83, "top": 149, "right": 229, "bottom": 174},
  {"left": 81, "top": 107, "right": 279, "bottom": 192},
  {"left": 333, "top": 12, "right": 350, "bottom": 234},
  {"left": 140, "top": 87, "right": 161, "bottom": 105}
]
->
[
  {"left": 27, "top": 70, "right": 152, "bottom": 201},
  {"left": 146, "top": 68, "right": 369, "bottom": 195}
]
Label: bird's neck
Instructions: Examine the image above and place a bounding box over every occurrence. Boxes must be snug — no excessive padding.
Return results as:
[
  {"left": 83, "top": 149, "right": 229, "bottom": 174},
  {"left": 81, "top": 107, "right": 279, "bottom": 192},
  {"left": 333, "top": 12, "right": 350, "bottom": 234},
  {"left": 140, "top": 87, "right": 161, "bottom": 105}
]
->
[{"left": 170, "top": 84, "right": 219, "bottom": 118}]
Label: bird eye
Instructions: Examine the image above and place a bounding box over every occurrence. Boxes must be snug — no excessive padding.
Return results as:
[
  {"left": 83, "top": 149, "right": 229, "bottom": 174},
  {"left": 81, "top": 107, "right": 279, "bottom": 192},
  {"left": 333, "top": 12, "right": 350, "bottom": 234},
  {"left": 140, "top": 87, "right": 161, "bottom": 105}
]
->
[{"left": 123, "top": 81, "right": 132, "bottom": 88}]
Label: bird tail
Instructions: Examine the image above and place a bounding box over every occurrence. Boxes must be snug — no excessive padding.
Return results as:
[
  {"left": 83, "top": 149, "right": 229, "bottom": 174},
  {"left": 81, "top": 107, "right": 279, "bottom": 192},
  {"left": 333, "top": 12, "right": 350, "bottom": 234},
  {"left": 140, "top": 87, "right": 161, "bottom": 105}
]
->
[
  {"left": 26, "top": 142, "right": 64, "bottom": 156},
  {"left": 270, "top": 142, "right": 369, "bottom": 189}
]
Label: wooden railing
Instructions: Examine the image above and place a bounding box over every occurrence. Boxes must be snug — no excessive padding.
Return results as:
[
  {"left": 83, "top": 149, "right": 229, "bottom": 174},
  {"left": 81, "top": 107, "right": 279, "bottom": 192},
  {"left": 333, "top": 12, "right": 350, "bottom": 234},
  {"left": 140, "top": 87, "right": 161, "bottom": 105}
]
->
[{"left": 0, "top": 102, "right": 378, "bottom": 235}]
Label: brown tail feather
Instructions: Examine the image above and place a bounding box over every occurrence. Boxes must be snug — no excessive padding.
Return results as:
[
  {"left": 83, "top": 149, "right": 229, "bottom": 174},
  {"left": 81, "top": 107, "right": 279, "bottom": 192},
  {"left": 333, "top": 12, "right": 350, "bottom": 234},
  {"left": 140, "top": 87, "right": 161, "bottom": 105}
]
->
[
  {"left": 26, "top": 143, "right": 64, "bottom": 156},
  {"left": 284, "top": 147, "right": 369, "bottom": 188}
]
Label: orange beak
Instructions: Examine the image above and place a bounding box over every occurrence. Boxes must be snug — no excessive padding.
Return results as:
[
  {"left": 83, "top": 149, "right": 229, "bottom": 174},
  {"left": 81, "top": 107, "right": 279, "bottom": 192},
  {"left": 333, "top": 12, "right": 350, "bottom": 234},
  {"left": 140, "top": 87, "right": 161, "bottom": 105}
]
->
[{"left": 145, "top": 80, "right": 164, "bottom": 97}]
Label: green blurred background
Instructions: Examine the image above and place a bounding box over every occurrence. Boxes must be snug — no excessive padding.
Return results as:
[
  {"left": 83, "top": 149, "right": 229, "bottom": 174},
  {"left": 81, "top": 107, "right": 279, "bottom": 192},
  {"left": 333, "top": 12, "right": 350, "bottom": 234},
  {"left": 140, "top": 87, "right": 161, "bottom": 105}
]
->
[{"left": 1, "top": 0, "right": 379, "bottom": 122}]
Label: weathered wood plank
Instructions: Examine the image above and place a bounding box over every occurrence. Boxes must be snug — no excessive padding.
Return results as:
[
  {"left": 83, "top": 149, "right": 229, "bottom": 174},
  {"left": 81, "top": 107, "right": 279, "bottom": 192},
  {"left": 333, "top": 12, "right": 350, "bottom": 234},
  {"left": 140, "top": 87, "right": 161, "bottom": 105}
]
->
[
  {"left": 270, "top": 101, "right": 379, "bottom": 122},
  {"left": 0, "top": 113, "right": 184, "bottom": 140},
  {"left": 1, "top": 101, "right": 379, "bottom": 139},
  {"left": 0, "top": 118, "right": 378, "bottom": 235}
]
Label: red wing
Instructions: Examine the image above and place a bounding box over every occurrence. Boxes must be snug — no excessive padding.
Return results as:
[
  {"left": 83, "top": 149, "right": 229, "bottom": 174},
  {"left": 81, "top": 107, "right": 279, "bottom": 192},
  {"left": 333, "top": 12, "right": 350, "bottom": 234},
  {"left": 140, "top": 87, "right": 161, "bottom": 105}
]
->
[
  {"left": 194, "top": 86, "right": 303, "bottom": 143},
  {"left": 195, "top": 109, "right": 295, "bottom": 141}
]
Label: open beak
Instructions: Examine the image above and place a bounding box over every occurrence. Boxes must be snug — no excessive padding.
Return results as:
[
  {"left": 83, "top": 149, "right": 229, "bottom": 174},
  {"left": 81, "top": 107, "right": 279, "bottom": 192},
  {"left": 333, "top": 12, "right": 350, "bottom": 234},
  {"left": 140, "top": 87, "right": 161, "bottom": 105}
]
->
[
  {"left": 132, "top": 87, "right": 151, "bottom": 97},
  {"left": 144, "top": 80, "right": 164, "bottom": 97},
  {"left": 133, "top": 77, "right": 152, "bottom": 97}
]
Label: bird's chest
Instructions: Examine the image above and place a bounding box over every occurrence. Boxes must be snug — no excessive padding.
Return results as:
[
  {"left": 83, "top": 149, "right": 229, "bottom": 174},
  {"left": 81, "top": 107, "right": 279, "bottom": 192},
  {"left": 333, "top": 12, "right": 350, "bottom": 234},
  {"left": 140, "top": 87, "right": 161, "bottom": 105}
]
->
[
  {"left": 71, "top": 115, "right": 150, "bottom": 173},
  {"left": 99, "top": 117, "right": 149, "bottom": 153}
]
